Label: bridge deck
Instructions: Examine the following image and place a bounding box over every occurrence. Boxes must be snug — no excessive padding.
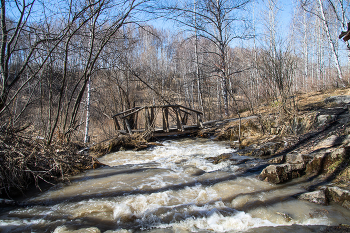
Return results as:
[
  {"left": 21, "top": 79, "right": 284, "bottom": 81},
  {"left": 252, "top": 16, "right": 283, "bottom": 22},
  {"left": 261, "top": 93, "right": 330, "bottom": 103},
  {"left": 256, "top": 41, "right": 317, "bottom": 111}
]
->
[{"left": 118, "top": 125, "right": 201, "bottom": 137}]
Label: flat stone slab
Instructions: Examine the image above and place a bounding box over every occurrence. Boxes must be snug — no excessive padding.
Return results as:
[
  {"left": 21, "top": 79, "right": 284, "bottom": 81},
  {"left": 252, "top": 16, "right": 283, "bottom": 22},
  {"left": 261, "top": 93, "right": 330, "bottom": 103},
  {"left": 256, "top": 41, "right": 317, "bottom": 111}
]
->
[
  {"left": 314, "top": 135, "right": 343, "bottom": 150},
  {"left": 298, "top": 190, "right": 327, "bottom": 205},
  {"left": 324, "top": 95, "right": 350, "bottom": 104}
]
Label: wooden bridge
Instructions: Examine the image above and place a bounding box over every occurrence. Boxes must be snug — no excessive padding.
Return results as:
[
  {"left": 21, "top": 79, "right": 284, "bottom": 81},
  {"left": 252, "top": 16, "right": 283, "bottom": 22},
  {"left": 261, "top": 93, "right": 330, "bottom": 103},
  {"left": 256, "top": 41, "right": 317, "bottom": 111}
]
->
[{"left": 112, "top": 105, "right": 204, "bottom": 138}]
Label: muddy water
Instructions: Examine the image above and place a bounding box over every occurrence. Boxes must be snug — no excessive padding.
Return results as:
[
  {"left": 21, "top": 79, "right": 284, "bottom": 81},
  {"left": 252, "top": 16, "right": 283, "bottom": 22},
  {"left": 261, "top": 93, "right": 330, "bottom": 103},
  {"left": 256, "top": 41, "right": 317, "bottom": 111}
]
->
[{"left": 1, "top": 138, "right": 350, "bottom": 233}]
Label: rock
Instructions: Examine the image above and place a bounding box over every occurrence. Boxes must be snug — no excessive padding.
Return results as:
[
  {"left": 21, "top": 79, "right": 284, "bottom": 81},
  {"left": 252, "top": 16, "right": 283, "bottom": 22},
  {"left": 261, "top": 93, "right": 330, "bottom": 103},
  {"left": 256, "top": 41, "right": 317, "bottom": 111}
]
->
[
  {"left": 268, "top": 155, "right": 285, "bottom": 164},
  {"left": 230, "top": 158, "right": 251, "bottom": 165},
  {"left": 298, "top": 190, "right": 328, "bottom": 205},
  {"left": 0, "top": 198, "right": 16, "bottom": 206},
  {"left": 341, "top": 135, "right": 350, "bottom": 146},
  {"left": 285, "top": 152, "right": 311, "bottom": 164},
  {"left": 314, "top": 135, "right": 343, "bottom": 150},
  {"left": 343, "top": 200, "right": 350, "bottom": 209},
  {"left": 276, "top": 212, "right": 293, "bottom": 222},
  {"left": 326, "top": 186, "right": 350, "bottom": 209},
  {"left": 206, "top": 153, "right": 232, "bottom": 164},
  {"left": 257, "top": 142, "right": 284, "bottom": 157},
  {"left": 259, "top": 163, "right": 305, "bottom": 184},
  {"left": 53, "top": 226, "right": 101, "bottom": 233},
  {"left": 259, "top": 164, "right": 288, "bottom": 183},
  {"left": 324, "top": 95, "right": 350, "bottom": 105},
  {"left": 238, "top": 141, "right": 284, "bottom": 158},
  {"left": 183, "top": 167, "right": 205, "bottom": 176},
  {"left": 309, "top": 209, "right": 329, "bottom": 218},
  {"left": 316, "top": 115, "right": 336, "bottom": 126},
  {"left": 305, "top": 146, "right": 349, "bottom": 175},
  {"left": 330, "top": 147, "right": 347, "bottom": 160},
  {"left": 305, "top": 152, "right": 328, "bottom": 174},
  {"left": 322, "top": 147, "right": 350, "bottom": 173},
  {"left": 320, "top": 224, "right": 350, "bottom": 232},
  {"left": 260, "top": 151, "right": 311, "bottom": 184}
]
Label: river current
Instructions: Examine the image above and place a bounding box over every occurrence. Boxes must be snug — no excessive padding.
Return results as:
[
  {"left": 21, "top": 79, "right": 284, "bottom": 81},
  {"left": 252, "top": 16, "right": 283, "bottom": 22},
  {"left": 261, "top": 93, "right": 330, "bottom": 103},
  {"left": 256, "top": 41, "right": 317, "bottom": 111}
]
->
[{"left": 1, "top": 138, "right": 350, "bottom": 232}]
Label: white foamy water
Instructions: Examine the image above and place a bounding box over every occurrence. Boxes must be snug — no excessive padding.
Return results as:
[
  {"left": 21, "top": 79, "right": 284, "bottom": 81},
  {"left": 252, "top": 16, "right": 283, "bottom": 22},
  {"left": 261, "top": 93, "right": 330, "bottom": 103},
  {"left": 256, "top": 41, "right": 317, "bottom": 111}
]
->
[
  {"left": 99, "top": 138, "right": 236, "bottom": 172},
  {"left": 1, "top": 138, "right": 350, "bottom": 233}
]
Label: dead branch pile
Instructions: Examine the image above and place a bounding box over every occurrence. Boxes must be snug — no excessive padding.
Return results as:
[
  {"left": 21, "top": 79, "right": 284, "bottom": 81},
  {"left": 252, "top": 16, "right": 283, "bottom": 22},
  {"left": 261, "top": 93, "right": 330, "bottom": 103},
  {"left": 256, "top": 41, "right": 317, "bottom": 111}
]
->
[{"left": 0, "top": 128, "right": 103, "bottom": 198}]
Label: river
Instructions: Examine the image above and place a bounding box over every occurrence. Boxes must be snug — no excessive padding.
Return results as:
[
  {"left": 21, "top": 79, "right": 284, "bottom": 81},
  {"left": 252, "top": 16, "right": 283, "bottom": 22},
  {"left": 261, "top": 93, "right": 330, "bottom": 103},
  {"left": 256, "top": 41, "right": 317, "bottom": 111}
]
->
[{"left": 1, "top": 138, "right": 350, "bottom": 233}]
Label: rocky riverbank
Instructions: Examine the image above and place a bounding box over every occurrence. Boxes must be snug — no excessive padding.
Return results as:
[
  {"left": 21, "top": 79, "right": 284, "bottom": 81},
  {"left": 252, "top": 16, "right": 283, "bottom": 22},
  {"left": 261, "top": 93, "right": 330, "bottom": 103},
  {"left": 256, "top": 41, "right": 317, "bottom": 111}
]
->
[{"left": 206, "top": 92, "right": 350, "bottom": 211}]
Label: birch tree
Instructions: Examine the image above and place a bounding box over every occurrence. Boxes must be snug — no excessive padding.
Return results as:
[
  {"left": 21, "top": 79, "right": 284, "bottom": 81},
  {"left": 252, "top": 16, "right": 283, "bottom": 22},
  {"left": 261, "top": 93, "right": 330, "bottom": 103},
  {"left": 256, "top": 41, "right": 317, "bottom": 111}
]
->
[
  {"left": 164, "top": 0, "right": 251, "bottom": 117},
  {"left": 301, "top": 0, "right": 345, "bottom": 84}
]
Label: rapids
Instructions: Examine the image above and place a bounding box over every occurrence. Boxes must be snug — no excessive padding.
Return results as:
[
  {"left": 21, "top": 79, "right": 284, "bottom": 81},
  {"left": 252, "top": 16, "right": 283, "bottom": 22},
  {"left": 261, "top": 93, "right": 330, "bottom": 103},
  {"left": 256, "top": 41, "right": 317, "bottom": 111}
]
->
[{"left": 1, "top": 138, "right": 350, "bottom": 233}]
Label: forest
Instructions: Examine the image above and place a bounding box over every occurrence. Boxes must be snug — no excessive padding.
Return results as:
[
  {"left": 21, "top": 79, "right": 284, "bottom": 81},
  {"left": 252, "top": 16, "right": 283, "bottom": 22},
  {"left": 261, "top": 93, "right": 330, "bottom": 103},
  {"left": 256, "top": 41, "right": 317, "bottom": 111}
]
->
[{"left": 0, "top": 0, "right": 349, "bottom": 145}]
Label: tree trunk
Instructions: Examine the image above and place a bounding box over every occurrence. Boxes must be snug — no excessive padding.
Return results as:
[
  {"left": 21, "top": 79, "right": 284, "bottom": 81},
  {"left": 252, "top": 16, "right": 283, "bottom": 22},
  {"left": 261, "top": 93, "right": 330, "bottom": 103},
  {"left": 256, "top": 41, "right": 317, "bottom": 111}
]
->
[
  {"left": 84, "top": 76, "right": 91, "bottom": 143},
  {"left": 318, "top": 0, "right": 344, "bottom": 83}
]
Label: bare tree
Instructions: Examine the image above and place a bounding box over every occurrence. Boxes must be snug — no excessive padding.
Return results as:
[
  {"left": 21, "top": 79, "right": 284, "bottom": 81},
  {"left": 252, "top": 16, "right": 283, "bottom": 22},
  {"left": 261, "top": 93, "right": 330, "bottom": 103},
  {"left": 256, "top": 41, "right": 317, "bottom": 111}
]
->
[
  {"left": 163, "top": 0, "right": 251, "bottom": 117},
  {"left": 301, "top": 0, "right": 345, "bottom": 85}
]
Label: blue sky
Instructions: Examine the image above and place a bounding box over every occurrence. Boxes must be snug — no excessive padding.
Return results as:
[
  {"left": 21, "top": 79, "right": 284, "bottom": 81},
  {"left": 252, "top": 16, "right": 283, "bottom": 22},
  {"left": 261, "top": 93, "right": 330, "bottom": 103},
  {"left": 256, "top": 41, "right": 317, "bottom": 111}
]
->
[{"left": 150, "top": 0, "right": 295, "bottom": 45}]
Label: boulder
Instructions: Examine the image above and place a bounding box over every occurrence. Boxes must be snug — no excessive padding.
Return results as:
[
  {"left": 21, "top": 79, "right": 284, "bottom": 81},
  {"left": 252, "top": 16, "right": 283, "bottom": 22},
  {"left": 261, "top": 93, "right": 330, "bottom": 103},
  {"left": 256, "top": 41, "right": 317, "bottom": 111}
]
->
[
  {"left": 259, "top": 163, "right": 305, "bottom": 184},
  {"left": 298, "top": 190, "right": 328, "bottom": 205},
  {"left": 305, "top": 152, "right": 328, "bottom": 174},
  {"left": 326, "top": 186, "right": 350, "bottom": 209}
]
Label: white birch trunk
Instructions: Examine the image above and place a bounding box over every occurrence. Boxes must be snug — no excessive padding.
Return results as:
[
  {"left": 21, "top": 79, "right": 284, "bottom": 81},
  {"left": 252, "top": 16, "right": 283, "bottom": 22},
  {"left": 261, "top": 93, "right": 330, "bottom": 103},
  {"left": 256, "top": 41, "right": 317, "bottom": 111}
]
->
[
  {"left": 84, "top": 76, "right": 91, "bottom": 143},
  {"left": 318, "top": 0, "right": 344, "bottom": 82}
]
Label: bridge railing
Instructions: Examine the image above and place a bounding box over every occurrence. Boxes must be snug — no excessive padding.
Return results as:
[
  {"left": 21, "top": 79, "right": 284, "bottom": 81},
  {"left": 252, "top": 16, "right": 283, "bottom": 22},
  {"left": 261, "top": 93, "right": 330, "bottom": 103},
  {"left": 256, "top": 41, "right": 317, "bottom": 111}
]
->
[{"left": 111, "top": 105, "right": 203, "bottom": 135}]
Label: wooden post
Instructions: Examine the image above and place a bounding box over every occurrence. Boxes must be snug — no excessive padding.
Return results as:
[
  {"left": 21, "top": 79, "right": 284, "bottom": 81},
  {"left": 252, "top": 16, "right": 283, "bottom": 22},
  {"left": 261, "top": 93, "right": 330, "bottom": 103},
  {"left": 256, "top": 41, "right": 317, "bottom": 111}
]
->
[
  {"left": 174, "top": 106, "right": 184, "bottom": 131},
  {"left": 145, "top": 107, "right": 150, "bottom": 131},
  {"left": 162, "top": 107, "right": 169, "bottom": 132},
  {"left": 134, "top": 111, "right": 138, "bottom": 129},
  {"left": 113, "top": 117, "right": 121, "bottom": 130},
  {"left": 182, "top": 113, "right": 189, "bottom": 125},
  {"left": 124, "top": 118, "right": 133, "bottom": 134},
  {"left": 197, "top": 113, "right": 203, "bottom": 128},
  {"left": 150, "top": 107, "right": 155, "bottom": 128}
]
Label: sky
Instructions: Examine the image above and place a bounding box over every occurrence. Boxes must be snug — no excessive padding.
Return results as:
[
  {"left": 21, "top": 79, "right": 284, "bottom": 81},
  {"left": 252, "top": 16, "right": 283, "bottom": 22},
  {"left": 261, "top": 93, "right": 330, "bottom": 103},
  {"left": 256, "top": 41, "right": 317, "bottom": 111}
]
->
[{"left": 149, "top": 0, "right": 295, "bottom": 47}]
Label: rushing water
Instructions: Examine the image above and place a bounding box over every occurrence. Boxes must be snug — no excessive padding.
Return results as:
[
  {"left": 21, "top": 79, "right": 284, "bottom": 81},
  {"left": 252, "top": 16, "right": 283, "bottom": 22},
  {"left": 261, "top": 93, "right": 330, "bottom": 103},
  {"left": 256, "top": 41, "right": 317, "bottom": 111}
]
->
[{"left": 1, "top": 138, "right": 350, "bottom": 233}]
